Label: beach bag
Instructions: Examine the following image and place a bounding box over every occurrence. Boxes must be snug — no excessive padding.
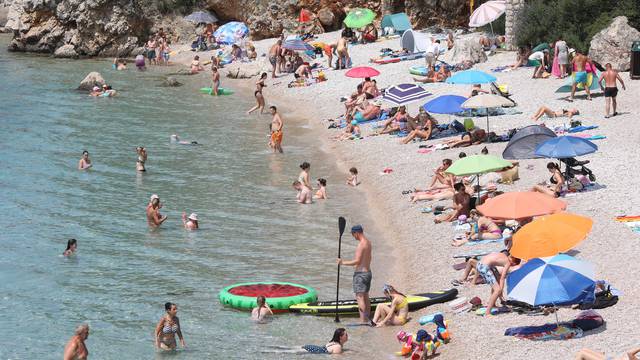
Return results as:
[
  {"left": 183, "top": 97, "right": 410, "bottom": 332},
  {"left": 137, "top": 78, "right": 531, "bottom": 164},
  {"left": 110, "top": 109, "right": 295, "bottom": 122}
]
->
[
  {"left": 578, "top": 286, "right": 618, "bottom": 310},
  {"left": 463, "top": 118, "right": 475, "bottom": 131},
  {"left": 500, "top": 165, "right": 519, "bottom": 184},
  {"left": 568, "top": 178, "right": 584, "bottom": 192},
  {"left": 450, "top": 120, "right": 466, "bottom": 133}
]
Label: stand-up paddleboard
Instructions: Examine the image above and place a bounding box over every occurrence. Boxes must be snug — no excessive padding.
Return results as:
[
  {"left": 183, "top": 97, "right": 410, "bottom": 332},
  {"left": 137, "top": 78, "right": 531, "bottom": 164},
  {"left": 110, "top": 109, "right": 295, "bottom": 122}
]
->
[
  {"left": 289, "top": 289, "right": 457, "bottom": 316},
  {"left": 199, "top": 87, "right": 234, "bottom": 96}
]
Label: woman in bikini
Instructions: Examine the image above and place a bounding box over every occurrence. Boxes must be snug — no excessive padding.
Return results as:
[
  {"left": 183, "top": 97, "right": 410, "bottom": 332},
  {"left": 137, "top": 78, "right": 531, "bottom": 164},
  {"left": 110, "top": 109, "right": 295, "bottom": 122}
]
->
[
  {"left": 372, "top": 285, "right": 409, "bottom": 327},
  {"left": 314, "top": 178, "right": 328, "bottom": 199},
  {"left": 247, "top": 72, "right": 268, "bottom": 114},
  {"left": 155, "top": 302, "right": 185, "bottom": 351},
  {"left": 297, "top": 162, "right": 312, "bottom": 190},
  {"left": 78, "top": 150, "right": 92, "bottom": 170},
  {"left": 532, "top": 162, "right": 565, "bottom": 198},
  {"left": 531, "top": 106, "right": 579, "bottom": 121},
  {"left": 136, "top": 146, "right": 147, "bottom": 172},
  {"left": 262, "top": 328, "right": 348, "bottom": 354},
  {"left": 453, "top": 210, "right": 502, "bottom": 246},
  {"left": 378, "top": 106, "right": 408, "bottom": 134}
]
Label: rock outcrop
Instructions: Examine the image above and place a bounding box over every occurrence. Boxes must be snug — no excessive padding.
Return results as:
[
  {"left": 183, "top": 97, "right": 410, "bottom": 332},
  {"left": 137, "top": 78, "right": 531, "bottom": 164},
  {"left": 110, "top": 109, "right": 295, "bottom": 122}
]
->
[
  {"left": 6, "top": 0, "right": 152, "bottom": 56},
  {"left": 589, "top": 16, "right": 640, "bottom": 72},
  {"left": 160, "top": 76, "right": 182, "bottom": 87},
  {"left": 78, "top": 71, "right": 105, "bottom": 90},
  {"left": 443, "top": 37, "right": 487, "bottom": 65},
  {"left": 54, "top": 43, "right": 77, "bottom": 57}
]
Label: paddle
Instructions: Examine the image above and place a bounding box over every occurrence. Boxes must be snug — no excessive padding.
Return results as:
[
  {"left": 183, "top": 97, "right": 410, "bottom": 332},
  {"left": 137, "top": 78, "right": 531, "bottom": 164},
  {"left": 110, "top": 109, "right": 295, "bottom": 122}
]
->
[{"left": 335, "top": 216, "right": 346, "bottom": 322}]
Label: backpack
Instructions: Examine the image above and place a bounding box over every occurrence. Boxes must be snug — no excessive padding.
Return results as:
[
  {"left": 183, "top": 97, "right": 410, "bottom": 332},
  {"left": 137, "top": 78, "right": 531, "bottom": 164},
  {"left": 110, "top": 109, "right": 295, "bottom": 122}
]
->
[{"left": 578, "top": 286, "right": 618, "bottom": 310}]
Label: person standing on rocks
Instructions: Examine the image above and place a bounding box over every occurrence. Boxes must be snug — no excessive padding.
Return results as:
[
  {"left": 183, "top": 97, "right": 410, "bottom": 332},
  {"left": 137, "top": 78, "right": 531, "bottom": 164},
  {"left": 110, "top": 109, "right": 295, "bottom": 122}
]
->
[
  {"left": 599, "top": 63, "right": 626, "bottom": 118},
  {"left": 337, "top": 225, "right": 373, "bottom": 324},
  {"left": 570, "top": 51, "right": 592, "bottom": 101}
]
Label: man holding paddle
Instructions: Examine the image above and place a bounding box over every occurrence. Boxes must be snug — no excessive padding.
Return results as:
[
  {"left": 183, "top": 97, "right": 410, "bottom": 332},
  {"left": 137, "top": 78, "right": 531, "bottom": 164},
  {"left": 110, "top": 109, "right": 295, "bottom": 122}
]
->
[{"left": 337, "top": 225, "right": 373, "bottom": 324}]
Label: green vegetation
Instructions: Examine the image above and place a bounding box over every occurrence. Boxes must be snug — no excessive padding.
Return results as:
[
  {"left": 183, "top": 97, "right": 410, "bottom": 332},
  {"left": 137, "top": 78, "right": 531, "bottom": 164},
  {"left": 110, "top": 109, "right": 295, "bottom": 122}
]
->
[{"left": 514, "top": 0, "right": 640, "bottom": 52}]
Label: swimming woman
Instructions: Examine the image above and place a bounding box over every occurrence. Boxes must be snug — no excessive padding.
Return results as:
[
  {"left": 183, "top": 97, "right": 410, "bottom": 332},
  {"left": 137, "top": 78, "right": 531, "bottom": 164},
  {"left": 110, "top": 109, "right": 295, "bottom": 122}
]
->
[
  {"left": 298, "top": 162, "right": 312, "bottom": 190},
  {"left": 136, "top": 147, "right": 147, "bottom": 172},
  {"left": 78, "top": 151, "right": 92, "bottom": 170},
  {"left": 251, "top": 296, "right": 273, "bottom": 322},
  {"left": 170, "top": 134, "right": 198, "bottom": 145},
  {"left": 155, "top": 302, "right": 186, "bottom": 351},
  {"left": 63, "top": 239, "right": 77, "bottom": 256},
  {"left": 263, "top": 328, "right": 348, "bottom": 354},
  {"left": 247, "top": 72, "right": 267, "bottom": 114},
  {"left": 371, "top": 285, "right": 409, "bottom": 327},
  {"left": 314, "top": 178, "right": 328, "bottom": 199}
]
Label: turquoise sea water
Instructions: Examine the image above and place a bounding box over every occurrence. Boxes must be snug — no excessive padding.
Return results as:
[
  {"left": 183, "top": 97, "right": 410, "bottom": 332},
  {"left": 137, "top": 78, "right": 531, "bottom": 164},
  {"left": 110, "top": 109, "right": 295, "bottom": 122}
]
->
[{"left": 0, "top": 36, "right": 392, "bottom": 359}]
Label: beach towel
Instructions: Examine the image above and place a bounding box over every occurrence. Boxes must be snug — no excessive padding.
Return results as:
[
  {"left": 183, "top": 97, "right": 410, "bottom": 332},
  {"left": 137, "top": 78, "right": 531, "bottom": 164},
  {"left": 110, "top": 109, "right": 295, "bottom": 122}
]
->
[
  {"left": 552, "top": 55, "right": 562, "bottom": 78},
  {"left": 464, "top": 236, "right": 507, "bottom": 246},
  {"left": 491, "top": 66, "right": 511, "bottom": 73},
  {"left": 452, "top": 250, "right": 495, "bottom": 259},
  {"left": 505, "top": 325, "right": 583, "bottom": 341},
  {"left": 568, "top": 125, "right": 598, "bottom": 133}
]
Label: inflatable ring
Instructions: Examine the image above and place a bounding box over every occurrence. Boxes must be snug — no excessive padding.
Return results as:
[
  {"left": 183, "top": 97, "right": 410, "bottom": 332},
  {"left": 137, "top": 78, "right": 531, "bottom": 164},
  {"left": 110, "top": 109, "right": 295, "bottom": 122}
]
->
[
  {"left": 199, "top": 87, "right": 234, "bottom": 96},
  {"left": 219, "top": 282, "right": 317, "bottom": 312},
  {"left": 409, "top": 65, "right": 428, "bottom": 76}
]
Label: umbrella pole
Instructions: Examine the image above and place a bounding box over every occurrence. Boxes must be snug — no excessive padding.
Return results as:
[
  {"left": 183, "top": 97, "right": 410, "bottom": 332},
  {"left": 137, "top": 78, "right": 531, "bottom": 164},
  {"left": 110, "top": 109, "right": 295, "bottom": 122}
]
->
[
  {"left": 476, "top": 175, "right": 481, "bottom": 206},
  {"left": 486, "top": 111, "right": 490, "bottom": 132},
  {"left": 490, "top": 22, "right": 494, "bottom": 37}
]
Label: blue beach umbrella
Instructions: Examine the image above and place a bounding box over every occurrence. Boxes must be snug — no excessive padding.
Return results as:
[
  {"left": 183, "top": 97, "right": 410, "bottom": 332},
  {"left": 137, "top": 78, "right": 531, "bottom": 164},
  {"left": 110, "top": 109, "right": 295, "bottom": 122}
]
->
[
  {"left": 382, "top": 83, "right": 431, "bottom": 106},
  {"left": 214, "top": 21, "right": 249, "bottom": 45},
  {"left": 423, "top": 95, "right": 468, "bottom": 114},
  {"left": 534, "top": 136, "right": 598, "bottom": 159},
  {"left": 507, "top": 254, "right": 595, "bottom": 306},
  {"left": 445, "top": 70, "right": 497, "bottom": 84},
  {"left": 282, "top": 39, "right": 314, "bottom": 52}
]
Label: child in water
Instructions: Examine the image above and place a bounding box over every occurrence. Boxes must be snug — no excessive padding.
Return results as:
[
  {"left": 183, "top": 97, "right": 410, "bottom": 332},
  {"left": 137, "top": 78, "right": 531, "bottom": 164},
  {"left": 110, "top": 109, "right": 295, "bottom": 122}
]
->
[
  {"left": 63, "top": 239, "right": 77, "bottom": 256},
  {"left": 315, "top": 178, "right": 328, "bottom": 199},
  {"left": 251, "top": 296, "right": 273, "bottom": 322},
  {"left": 346, "top": 167, "right": 359, "bottom": 186}
]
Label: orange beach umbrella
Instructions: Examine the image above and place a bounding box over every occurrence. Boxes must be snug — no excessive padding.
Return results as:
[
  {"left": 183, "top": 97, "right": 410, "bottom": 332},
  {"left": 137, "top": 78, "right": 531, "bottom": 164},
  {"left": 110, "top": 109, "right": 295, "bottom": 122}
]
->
[
  {"left": 476, "top": 191, "right": 567, "bottom": 220},
  {"left": 510, "top": 213, "right": 593, "bottom": 260}
]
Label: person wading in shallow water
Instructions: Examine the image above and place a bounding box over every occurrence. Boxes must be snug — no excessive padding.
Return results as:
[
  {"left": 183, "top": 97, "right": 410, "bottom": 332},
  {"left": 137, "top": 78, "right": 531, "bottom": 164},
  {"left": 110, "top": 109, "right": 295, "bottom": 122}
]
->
[
  {"left": 63, "top": 324, "right": 89, "bottom": 360},
  {"left": 269, "top": 106, "right": 283, "bottom": 153},
  {"left": 337, "top": 225, "right": 373, "bottom": 324}
]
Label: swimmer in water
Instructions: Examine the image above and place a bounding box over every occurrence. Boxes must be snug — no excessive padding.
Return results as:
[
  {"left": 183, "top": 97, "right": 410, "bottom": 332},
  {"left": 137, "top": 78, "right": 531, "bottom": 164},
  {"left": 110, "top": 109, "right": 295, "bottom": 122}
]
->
[
  {"left": 136, "top": 146, "right": 147, "bottom": 172},
  {"left": 155, "top": 302, "right": 186, "bottom": 351},
  {"left": 251, "top": 295, "right": 273, "bottom": 322},
  {"left": 147, "top": 197, "right": 167, "bottom": 227},
  {"left": 63, "top": 238, "right": 77, "bottom": 256},
  {"left": 181, "top": 212, "right": 198, "bottom": 230},
  {"left": 346, "top": 167, "right": 358, "bottom": 186},
  {"left": 170, "top": 134, "right": 199, "bottom": 145},
  {"left": 63, "top": 324, "right": 90, "bottom": 360},
  {"left": 89, "top": 86, "right": 103, "bottom": 96},
  {"left": 78, "top": 150, "right": 92, "bottom": 170},
  {"left": 113, "top": 57, "right": 127, "bottom": 70},
  {"left": 262, "top": 328, "right": 348, "bottom": 354},
  {"left": 314, "top": 178, "right": 328, "bottom": 199}
]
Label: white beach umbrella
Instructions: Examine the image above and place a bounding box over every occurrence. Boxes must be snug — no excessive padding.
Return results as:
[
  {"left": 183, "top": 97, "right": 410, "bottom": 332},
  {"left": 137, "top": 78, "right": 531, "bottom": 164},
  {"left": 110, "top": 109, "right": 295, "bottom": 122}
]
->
[
  {"left": 461, "top": 94, "right": 514, "bottom": 131},
  {"left": 469, "top": 1, "right": 506, "bottom": 34}
]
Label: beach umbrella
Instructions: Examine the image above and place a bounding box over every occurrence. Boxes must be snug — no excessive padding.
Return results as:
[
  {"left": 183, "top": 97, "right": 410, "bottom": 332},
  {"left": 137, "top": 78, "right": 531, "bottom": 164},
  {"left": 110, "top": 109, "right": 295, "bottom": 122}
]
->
[
  {"left": 502, "top": 125, "right": 557, "bottom": 160},
  {"left": 507, "top": 254, "right": 595, "bottom": 307},
  {"left": 343, "top": 8, "right": 376, "bottom": 29},
  {"left": 476, "top": 191, "right": 567, "bottom": 220},
  {"left": 282, "top": 39, "right": 315, "bottom": 52},
  {"left": 445, "top": 70, "right": 496, "bottom": 85},
  {"left": 534, "top": 136, "right": 598, "bottom": 159},
  {"left": 345, "top": 66, "right": 380, "bottom": 78},
  {"left": 510, "top": 213, "right": 593, "bottom": 260},
  {"left": 461, "top": 94, "right": 514, "bottom": 131},
  {"left": 469, "top": 0, "right": 506, "bottom": 35},
  {"left": 446, "top": 155, "right": 511, "bottom": 200},
  {"left": 422, "top": 95, "right": 468, "bottom": 114},
  {"left": 382, "top": 83, "right": 431, "bottom": 106},
  {"left": 214, "top": 21, "right": 249, "bottom": 45},
  {"left": 184, "top": 10, "right": 218, "bottom": 24}
]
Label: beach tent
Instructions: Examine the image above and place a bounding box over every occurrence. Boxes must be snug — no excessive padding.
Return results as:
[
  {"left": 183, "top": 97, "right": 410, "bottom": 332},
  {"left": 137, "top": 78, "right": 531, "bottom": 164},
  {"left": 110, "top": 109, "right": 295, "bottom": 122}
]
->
[
  {"left": 400, "top": 30, "right": 431, "bottom": 53},
  {"left": 380, "top": 13, "right": 412, "bottom": 35},
  {"left": 502, "top": 125, "right": 556, "bottom": 160}
]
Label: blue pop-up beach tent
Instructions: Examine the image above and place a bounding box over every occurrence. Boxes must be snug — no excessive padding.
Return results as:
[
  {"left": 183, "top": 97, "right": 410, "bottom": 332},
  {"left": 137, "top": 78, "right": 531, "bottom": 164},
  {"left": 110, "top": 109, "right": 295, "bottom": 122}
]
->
[{"left": 381, "top": 13, "right": 412, "bottom": 34}]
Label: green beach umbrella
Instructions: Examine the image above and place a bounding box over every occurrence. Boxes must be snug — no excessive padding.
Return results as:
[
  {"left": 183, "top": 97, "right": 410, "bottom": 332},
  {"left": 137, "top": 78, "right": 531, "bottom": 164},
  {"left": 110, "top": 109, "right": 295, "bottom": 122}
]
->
[
  {"left": 343, "top": 8, "right": 376, "bottom": 29},
  {"left": 446, "top": 155, "right": 511, "bottom": 176}
]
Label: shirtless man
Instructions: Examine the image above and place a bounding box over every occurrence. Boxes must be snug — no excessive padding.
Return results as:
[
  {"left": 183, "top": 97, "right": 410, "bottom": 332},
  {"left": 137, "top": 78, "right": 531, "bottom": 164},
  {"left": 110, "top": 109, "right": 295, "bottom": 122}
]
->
[
  {"left": 362, "top": 77, "right": 375, "bottom": 97},
  {"left": 211, "top": 66, "right": 220, "bottom": 96},
  {"left": 63, "top": 324, "right": 89, "bottom": 360},
  {"left": 268, "top": 40, "right": 281, "bottom": 78},
  {"left": 598, "top": 63, "right": 626, "bottom": 118},
  {"left": 435, "top": 182, "right": 470, "bottom": 223},
  {"left": 293, "top": 181, "right": 312, "bottom": 204},
  {"left": 570, "top": 51, "right": 592, "bottom": 101},
  {"left": 336, "top": 32, "right": 350, "bottom": 69},
  {"left": 147, "top": 197, "right": 167, "bottom": 227},
  {"left": 269, "top": 106, "right": 283, "bottom": 153},
  {"left": 476, "top": 251, "right": 521, "bottom": 316},
  {"left": 337, "top": 225, "right": 372, "bottom": 324}
]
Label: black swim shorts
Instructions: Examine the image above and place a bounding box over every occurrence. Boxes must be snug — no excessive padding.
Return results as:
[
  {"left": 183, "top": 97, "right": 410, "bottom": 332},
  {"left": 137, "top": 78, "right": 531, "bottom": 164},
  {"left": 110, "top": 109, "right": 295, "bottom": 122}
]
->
[{"left": 604, "top": 87, "right": 618, "bottom": 98}]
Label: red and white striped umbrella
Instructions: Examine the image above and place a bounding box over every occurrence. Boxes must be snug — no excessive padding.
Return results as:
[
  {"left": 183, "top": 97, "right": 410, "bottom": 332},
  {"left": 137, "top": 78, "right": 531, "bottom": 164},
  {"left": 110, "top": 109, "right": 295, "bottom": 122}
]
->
[{"left": 469, "top": 0, "right": 506, "bottom": 28}]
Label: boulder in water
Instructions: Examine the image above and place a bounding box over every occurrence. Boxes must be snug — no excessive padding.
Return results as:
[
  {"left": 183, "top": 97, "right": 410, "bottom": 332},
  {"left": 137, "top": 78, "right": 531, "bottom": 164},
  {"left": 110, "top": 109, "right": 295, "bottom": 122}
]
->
[
  {"left": 589, "top": 16, "right": 640, "bottom": 71},
  {"left": 442, "top": 37, "right": 487, "bottom": 65},
  {"left": 54, "top": 44, "right": 78, "bottom": 58},
  {"left": 78, "top": 72, "right": 105, "bottom": 91},
  {"left": 160, "top": 76, "right": 183, "bottom": 87}
]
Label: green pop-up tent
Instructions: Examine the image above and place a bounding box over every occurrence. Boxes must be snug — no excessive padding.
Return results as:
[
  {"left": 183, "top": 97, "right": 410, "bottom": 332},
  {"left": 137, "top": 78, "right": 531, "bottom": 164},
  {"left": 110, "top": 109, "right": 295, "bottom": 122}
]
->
[{"left": 380, "top": 13, "right": 411, "bottom": 34}]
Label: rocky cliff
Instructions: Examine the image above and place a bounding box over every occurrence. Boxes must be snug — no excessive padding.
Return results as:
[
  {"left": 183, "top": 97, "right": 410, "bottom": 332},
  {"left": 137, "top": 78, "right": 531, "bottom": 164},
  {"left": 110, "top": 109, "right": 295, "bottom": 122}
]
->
[{"left": 5, "top": 0, "right": 470, "bottom": 57}]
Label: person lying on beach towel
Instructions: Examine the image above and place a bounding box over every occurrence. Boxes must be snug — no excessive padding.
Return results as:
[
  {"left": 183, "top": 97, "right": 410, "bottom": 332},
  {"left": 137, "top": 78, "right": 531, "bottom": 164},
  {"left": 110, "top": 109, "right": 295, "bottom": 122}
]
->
[
  {"left": 532, "top": 106, "right": 579, "bottom": 121},
  {"left": 333, "top": 120, "right": 362, "bottom": 141},
  {"left": 442, "top": 129, "right": 486, "bottom": 148},
  {"left": 452, "top": 210, "right": 502, "bottom": 246},
  {"left": 413, "top": 66, "right": 451, "bottom": 83},
  {"left": 532, "top": 162, "right": 565, "bottom": 198}
]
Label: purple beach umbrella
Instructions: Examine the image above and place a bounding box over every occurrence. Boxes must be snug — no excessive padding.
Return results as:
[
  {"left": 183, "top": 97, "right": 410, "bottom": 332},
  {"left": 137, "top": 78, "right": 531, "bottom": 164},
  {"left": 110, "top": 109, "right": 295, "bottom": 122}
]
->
[{"left": 382, "top": 83, "right": 431, "bottom": 106}]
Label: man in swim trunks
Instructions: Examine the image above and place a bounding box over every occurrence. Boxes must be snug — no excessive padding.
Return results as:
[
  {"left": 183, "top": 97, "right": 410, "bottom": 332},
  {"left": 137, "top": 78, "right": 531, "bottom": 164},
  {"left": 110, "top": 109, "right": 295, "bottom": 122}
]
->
[
  {"left": 476, "top": 251, "right": 520, "bottom": 316},
  {"left": 599, "top": 62, "right": 626, "bottom": 118},
  {"left": 269, "top": 106, "right": 283, "bottom": 153},
  {"left": 336, "top": 32, "right": 350, "bottom": 70},
  {"left": 570, "top": 51, "right": 592, "bottom": 101},
  {"left": 269, "top": 40, "right": 281, "bottom": 78},
  {"left": 64, "top": 324, "right": 89, "bottom": 360},
  {"left": 146, "top": 37, "right": 157, "bottom": 65},
  {"left": 337, "top": 225, "right": 373, "bottom": 324}
]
